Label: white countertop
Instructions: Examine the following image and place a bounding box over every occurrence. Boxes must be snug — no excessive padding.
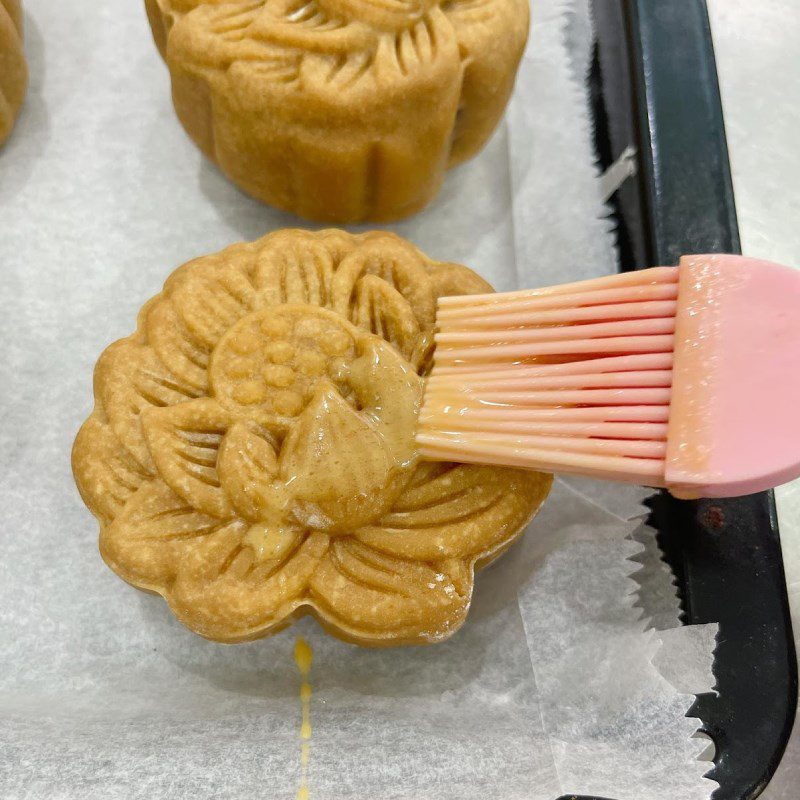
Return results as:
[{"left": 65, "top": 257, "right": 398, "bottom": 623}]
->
[{"left": 706, "top": 1, "right": 800, "bottom": 796}]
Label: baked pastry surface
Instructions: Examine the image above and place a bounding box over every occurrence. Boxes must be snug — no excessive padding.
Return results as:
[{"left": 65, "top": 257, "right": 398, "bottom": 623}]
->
[
  {"left": 0, "top": 0, "right": 26, "bottom": 145},
  {"left": 144, "top": 0, "right": 529, "bottom": 222},
  {"left": 73, "top": 230, "right": 551, "bottom": 645}
]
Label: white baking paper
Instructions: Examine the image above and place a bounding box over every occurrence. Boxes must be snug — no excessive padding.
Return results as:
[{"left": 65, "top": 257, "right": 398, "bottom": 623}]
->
[{"left": 0, "top": 0, "right": 718, "bottom": 798}]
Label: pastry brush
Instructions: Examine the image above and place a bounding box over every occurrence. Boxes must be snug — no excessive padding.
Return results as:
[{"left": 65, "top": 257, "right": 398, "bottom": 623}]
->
[{"left": 416, "top": 254, "right": 800, "bottom": 498}]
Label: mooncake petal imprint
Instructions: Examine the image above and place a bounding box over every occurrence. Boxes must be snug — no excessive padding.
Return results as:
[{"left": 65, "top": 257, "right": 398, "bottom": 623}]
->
[
  {"left": 351, "top": 274, "right": 421, "bottom": 363},
  {"left": 216, "top": 421, "right": 281, "bottom": 521},
  {"left": 169, "top": 531, "right": 330, "bottom": 642},
  {"left": 145, "top": 298, "right": 212, "bottom": 392},
  {"left": 73, "top": 415, "right": 151, "bottom": 524},
  {"left": 332, "top": 235, "right": 436, "bottom": 329},
  {"left": 425, "top": 259, "right": 494, "bottom": 298},
  {"left": 255, "top": 230, "right": 341, "bottom": 307},
  {"left": 95, "top": 340, "right": 203, "bottom": 472},
  {"left": 141, "top": 397, "right": 235, "bottom": 519},
  {"left": 99, "top": 478, "right": 241, "bottom": 589},
  {"left": 168, "top": 251, "right": 261, "bottom": 350},
  {"left": 354, "top": 464, "right": 552, "bottom": 562},
  {"left": 309, "top": 538, "right": 471, "bottom": 643}
]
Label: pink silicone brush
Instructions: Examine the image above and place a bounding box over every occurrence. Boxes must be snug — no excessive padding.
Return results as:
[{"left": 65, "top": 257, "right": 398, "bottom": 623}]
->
[{"left": 416, "top": 254, "right": 800, "bottom": 498}]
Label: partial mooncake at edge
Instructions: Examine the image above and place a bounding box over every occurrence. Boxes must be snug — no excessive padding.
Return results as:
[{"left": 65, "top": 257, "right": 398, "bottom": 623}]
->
[
  {"left": 144, "top": 0, "right": 529, "bottom": 223},
  {"left": 0, "top": 0, "right": 26, "bottom": 145},
  {"left": 72, "top": 229, "right": 551, "bottom": 646}
]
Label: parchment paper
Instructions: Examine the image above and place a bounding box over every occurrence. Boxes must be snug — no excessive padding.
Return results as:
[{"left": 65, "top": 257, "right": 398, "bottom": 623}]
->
[{"left": 0, "top": 0, "right": 718, "bottom": 798}]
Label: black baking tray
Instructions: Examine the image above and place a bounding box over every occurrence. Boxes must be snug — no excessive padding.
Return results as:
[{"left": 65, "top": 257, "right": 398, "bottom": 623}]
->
[{"left": 556, "top": 1, "right": 798, "bottom": 799}]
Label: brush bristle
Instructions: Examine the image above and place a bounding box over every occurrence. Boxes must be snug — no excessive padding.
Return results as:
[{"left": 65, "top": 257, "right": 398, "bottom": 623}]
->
[{"left": 417, "top": 268, "right": 679, "bottom": 485}]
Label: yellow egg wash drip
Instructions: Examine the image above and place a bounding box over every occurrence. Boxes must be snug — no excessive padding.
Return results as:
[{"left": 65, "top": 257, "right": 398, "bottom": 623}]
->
[{"left": 294, "top": 637, "right": 313, "bottom": 800}]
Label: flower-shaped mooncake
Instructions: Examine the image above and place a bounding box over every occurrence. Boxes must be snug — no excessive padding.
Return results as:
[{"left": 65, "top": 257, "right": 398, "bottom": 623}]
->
[
  {"left": 144, "top": 0, "right": 529, "bottom": 222},
  {"left": 0, "top": 0, "right": 26, "bottom": 145},
  {"left": 73, "top": 230, "right": 551, "bottom": 645}
]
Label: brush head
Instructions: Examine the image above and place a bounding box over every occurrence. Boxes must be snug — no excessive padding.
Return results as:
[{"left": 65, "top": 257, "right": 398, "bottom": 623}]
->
[{"left": 417, "top": 255, "right": 800, "bottom": 498}]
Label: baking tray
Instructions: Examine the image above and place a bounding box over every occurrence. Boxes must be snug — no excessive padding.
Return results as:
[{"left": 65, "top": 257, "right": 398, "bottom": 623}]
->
[{"left": 556, "top": 1, "right": 798, "bottom": 799}]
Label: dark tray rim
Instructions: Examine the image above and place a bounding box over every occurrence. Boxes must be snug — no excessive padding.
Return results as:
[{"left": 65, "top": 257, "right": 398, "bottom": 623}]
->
[{"left": 558, "top": 1, "right": 797, "bottom": 799}]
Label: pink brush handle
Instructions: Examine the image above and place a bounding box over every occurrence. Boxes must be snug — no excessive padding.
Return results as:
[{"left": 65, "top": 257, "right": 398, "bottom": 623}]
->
[{"left": 665, "top": 254, "right": 800, "bottom": 497}]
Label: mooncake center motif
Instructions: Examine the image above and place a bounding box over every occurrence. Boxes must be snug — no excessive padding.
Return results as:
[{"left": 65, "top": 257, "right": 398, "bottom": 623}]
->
[{"left": 210, "top": 305, "right": 360, "bottom": 427}]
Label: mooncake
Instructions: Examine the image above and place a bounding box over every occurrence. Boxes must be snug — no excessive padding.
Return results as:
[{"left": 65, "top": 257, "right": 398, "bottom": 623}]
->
[
  {"left": 144, "top": 0, "right": 529, "bottom": 222},
  {"left": 73, "top": 230, "right": 551, "bottom": 645},
  {"left": 0, "top": 0, "right": 26, "bottom": 145}
]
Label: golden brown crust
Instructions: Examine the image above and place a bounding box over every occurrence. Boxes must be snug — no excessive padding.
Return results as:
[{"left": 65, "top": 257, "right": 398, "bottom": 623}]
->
[
  {"left": 144, "top": 0, "right": 529, "bottom": 222},
  {"left": 0, "top": 0, "right": 27, "bottom": 145},
  {"left": 73, "top": 229, "right": 551, "bottom": 646}
]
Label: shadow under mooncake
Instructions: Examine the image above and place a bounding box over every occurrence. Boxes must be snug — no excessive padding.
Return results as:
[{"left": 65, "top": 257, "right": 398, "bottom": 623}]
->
[
  {"left": 144, "top": 0, "right": 530, "bottom": 222},
  {"left": 72, "top": 229, "right": 552, "bottom": 645}
]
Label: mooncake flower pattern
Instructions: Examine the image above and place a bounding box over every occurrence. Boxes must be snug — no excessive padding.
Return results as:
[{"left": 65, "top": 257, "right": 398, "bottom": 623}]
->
[
  {"left": 73, "top": 230, "right": 551, "bottom": 644},
  {"left": 144, "top": 0, "right": 530, "bottom": 221}
]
